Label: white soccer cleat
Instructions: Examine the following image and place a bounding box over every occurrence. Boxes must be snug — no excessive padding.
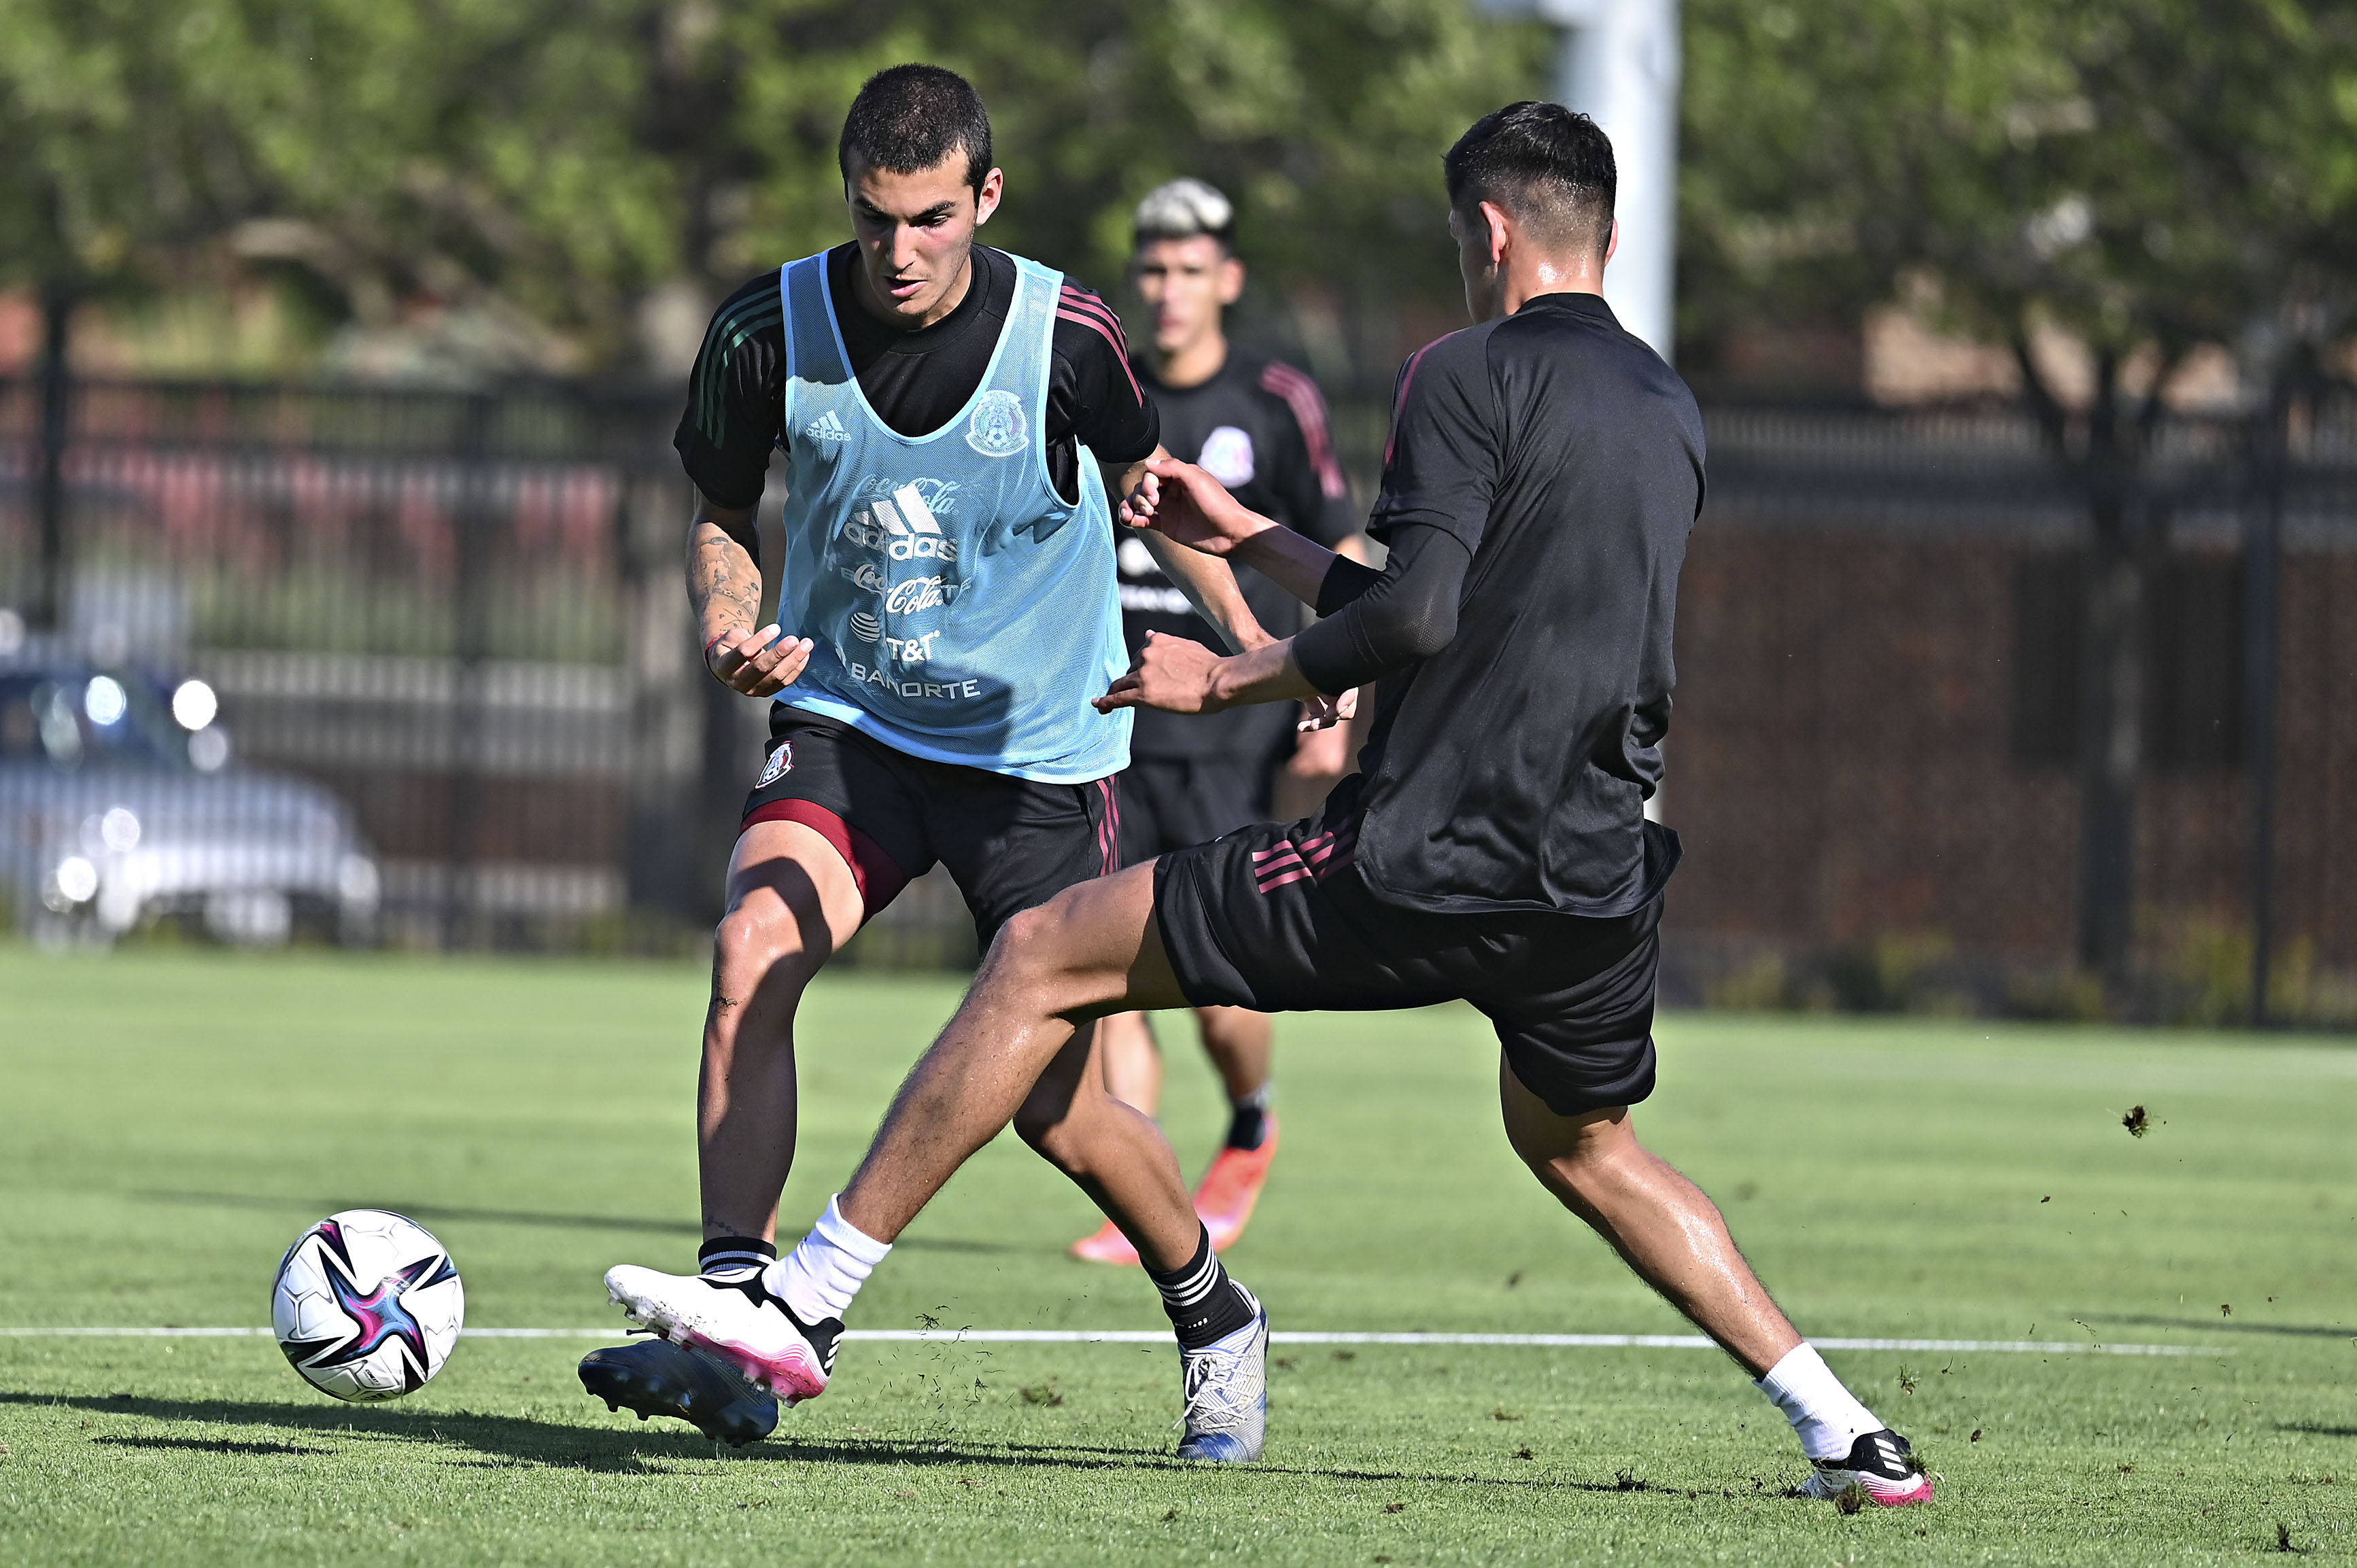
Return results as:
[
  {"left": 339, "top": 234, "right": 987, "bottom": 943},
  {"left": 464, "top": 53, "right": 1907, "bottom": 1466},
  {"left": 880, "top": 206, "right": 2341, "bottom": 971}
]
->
[
  {"left": 1792, "top": 1428, "right": 1936, "bottom": 1506},
  {"left": 602, "top": 1265, "right": 838, "bottom": 1406},
  {"left": 1175, "top": 1283, "right": 1267, "bottom": 1462}
]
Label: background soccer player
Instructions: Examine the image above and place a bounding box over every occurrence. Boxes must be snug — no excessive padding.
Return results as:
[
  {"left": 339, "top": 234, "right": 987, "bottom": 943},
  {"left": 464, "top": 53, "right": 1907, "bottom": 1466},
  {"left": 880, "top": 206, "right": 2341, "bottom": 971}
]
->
[
  {"left": 668, "top": 103, "right": 1936, "bottom": 1503},
  {"left": 584, "top": 63, "right": 1272, "bottom": 1448},
  {"left": 1069, "top": 179, "right": 1364, "bottom": 1267}
]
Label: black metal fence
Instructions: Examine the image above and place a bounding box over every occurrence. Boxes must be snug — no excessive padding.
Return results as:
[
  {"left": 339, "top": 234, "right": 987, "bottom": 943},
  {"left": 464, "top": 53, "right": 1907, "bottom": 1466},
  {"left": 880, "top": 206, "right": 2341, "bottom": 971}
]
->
[
  {"left": 1672, "top": 390, "right": 2357, "bottom": 1024},
  {"left": 0, "top": 376, "right": 746, "bottom": 949},
  {"left": 6, "top": 368, "right": 2355, "bottom": 1023}
]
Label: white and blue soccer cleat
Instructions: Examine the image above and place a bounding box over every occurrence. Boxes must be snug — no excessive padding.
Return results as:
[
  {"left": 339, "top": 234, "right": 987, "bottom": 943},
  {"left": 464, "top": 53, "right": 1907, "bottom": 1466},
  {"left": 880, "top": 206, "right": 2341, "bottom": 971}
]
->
[
  {"left": 603, "top": 1264, "right": 838, "bottom": 1406},
  {"left": 1175, "top": 1283, "right": 1267, "bottom": 1462}
]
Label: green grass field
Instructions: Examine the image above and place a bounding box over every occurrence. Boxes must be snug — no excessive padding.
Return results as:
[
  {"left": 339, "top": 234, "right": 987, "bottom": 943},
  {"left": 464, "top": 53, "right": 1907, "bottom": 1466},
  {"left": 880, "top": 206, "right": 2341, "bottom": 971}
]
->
[{"left": 1, "top": 949, "right": 2352, "bottom": 1565}]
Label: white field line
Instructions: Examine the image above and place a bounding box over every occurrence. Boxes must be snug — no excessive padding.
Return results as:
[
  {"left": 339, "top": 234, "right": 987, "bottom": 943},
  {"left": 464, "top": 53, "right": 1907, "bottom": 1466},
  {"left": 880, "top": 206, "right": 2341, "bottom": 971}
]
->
[{"left": 0, "top": 1326, "right": 2212, "bottom": 1357}]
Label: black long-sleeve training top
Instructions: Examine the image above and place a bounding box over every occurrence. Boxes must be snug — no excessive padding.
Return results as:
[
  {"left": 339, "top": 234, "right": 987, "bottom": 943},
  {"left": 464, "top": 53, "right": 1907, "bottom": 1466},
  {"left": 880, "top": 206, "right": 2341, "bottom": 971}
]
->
[{"left": 1286, "top": 290, "right": 1704, "bottom": 919}]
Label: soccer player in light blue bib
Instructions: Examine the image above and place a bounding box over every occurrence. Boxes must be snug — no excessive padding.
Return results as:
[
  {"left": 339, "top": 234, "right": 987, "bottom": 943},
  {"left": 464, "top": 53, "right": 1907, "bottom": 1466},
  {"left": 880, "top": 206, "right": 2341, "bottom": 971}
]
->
[
  {"left": 584, "top": 65, "right": 1325, "bottom": 1452},
  {"left": 772, "top": 243, "right": 1133, "bottom": 778}
]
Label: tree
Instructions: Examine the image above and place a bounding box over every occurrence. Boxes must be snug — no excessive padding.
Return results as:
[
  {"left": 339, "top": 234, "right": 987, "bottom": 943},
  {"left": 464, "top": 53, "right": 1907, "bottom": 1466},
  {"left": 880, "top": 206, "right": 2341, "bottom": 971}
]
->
[
  {"left": 0, "top": 1, "right": 1543, "bottom": 378},
  {"left": 1680, "top": 0, "right": 2357, "bottom": 982},
  {"left": 0, "top": 0, "right": 264, "bottom": 619},
  {"left": 0, "top": 0, "right": 1535, "bottom": 634},
  {"left": 0, "top": 0, "right": 717, "bottom": 368}
]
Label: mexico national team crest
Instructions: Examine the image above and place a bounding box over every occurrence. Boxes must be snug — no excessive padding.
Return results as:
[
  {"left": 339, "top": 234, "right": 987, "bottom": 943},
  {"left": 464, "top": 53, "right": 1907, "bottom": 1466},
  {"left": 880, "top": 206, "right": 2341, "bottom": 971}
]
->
[
  {"left": 756, "top": 742, "right": 793, "bottom": 788},
  {"left": 965, "top": 389, "right": 1028, "bottom": 458}
]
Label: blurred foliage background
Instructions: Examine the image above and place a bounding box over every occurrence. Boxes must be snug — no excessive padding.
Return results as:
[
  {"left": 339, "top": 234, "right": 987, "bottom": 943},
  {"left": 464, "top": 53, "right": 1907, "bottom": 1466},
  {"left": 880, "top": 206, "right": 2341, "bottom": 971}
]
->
[
  {"left": 1681, "top": 0, "right": 2357, "bottom": 397},
  {"left": 0, "top": 0, "right": 1550, "bottom": 382},
  {"left": 2, "top": 0, "right": 2354, "bottom": 996},
  {"left": 0, "top": 0, "right": 2350, "bottom": 387}
]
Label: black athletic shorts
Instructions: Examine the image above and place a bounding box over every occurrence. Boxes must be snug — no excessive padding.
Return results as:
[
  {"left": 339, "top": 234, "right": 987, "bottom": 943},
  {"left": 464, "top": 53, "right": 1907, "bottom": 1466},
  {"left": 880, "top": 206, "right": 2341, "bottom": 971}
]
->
[
  {"left": 1115, "top": 752, "right": 1272, "bottom": 867},
  {"left": 741, "top": 709, "right": 1118, "bottom": 949},
  {"left": 1152, "top": 792, "right": 1667, "bottom": 1117}
]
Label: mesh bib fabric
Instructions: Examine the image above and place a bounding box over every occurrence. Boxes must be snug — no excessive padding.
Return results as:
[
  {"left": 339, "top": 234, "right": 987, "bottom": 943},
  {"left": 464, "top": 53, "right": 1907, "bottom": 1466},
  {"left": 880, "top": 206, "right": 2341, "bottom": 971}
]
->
[{"left": 773, "top": 251, "right": 1131, "bottom": 782}]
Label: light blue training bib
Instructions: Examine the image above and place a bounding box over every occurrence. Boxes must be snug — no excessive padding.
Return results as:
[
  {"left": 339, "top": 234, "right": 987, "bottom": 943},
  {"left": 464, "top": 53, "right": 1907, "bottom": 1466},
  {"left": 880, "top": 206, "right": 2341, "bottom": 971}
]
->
[{"left": 772, "top": 250, "right": 1131, "bottom": 783}]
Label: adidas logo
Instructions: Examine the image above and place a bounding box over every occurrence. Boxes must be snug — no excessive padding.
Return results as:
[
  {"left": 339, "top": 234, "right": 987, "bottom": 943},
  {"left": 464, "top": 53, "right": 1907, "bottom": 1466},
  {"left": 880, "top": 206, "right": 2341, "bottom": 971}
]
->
[{"left": 804, "top": 411, "right": 850, "bottom": 443}]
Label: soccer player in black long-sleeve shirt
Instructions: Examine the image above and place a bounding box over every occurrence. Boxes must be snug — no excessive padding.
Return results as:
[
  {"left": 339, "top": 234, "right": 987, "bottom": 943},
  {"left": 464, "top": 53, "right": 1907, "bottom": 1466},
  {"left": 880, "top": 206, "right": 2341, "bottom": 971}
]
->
[
  {"left": 1069, "top": 179, "right": 1364, "bottom": 1268},
  {"left": 734, "top": 103, "right": 1940, "bottom": 1497}
]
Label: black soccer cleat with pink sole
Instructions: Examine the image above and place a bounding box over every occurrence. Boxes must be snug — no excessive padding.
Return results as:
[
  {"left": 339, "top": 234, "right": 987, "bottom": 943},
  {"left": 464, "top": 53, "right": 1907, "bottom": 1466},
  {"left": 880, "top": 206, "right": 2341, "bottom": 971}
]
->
[{"left": 579, "top": 1338, "right": 778, "bottom": 1447}]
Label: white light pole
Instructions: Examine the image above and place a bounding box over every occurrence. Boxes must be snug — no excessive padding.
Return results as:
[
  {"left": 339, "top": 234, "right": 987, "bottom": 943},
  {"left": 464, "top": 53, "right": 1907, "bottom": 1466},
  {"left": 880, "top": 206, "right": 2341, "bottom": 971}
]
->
[
  {"left": 1480, "top": 0, "right": 1683, "bottom": 825},
  {"left": 1476, "top": 0, "right": 1683, "bottom": 363}
]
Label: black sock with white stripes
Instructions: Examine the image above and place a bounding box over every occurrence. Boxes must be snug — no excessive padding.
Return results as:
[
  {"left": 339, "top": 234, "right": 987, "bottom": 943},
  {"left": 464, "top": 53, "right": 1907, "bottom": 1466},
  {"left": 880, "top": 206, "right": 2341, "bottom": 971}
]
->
[
  {"left": 1145, "top": 1224, "right": 1254, "bottom": 1350},
  {"left": 698, "top": 1236, "right": 776, "bottom": 1285}
]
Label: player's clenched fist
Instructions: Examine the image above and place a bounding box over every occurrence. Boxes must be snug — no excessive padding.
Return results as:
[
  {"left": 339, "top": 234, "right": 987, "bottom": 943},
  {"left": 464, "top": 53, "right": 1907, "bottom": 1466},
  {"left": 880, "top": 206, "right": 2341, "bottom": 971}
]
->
[
  {"left": 1096, "top": 630, "right": 1228, "bottom": 716},
  {"left": 1118, "top": 457, "right": 1271, "bottom": 557},
  {"left": 706, "top": 624, "right": 815, "bottom": 697}
]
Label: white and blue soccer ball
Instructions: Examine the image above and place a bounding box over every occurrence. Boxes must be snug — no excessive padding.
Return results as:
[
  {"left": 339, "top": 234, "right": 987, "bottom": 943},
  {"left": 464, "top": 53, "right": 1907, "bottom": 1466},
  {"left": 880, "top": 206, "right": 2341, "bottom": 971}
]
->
[{"left": 271, "top": 1209, "right": 464, "bottom": 1401}]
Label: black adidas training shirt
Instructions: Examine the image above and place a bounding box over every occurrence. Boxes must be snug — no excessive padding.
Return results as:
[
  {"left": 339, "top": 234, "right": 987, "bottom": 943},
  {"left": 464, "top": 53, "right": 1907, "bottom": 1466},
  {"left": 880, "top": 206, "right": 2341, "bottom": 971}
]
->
[
  {"left": 675, "top": 245, "right": 1159, "bottom": 510},
  {"left": 1121, "top": 349, "right": 1359, "bottom": 759},
  {"left": 1315, "top": 291, "right": 1703, "bottom": 919}
]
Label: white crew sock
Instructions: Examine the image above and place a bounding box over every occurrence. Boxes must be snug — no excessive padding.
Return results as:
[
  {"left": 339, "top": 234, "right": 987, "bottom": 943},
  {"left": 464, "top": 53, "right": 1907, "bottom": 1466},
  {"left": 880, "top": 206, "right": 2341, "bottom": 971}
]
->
[
  {"left": 1756, "top": 1344, "right": 1884, "bottom": 1461},
  {"left": 763, "top": 1195, "right": 892, "bottom": 1325}
]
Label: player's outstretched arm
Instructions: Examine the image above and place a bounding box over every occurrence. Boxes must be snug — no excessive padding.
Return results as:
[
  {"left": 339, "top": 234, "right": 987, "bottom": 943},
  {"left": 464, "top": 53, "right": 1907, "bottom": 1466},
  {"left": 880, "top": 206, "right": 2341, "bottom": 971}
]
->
[
  {"left": 1094, "top": 631, "right": 1323, "bottom": 718},
  {"left": 685, "top": 489, "right": 814, "bottom": 697},
  {"left": 1135, "top": 529, "right": 1270, "bottom": 654},
  {"left": 1120, "top": 457, "right": 1336, "bottom": 608},
  {"left": 1114, "top": 450, "right": 1270, "bottom": 654}
]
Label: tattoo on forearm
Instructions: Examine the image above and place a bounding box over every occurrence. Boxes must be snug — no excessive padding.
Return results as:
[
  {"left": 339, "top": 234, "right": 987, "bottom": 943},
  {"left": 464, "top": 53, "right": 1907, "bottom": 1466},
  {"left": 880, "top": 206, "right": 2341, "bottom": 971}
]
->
[{"left": 687, "top": 521, "right": 763, "bottom": 636}]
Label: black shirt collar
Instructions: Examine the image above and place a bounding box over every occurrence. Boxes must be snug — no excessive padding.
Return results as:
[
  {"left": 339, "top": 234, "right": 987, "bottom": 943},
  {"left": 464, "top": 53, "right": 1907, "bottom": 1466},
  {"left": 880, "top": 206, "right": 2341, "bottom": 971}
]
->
[
  {"left": 1134, "top": 345, "right": 1250, "bottom": 398},
  {"left": 1512, "top": 290, "right": 1617, "bottom": 326},
  {"left": 827, "top": 243, "right": 1008, "bottom": 358}
]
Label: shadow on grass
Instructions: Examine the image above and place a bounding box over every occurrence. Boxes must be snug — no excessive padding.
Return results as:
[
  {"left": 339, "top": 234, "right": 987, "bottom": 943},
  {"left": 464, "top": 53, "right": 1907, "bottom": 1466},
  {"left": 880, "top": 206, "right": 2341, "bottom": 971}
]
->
[
  {"left": 2081, "top": 1313, "right": 2357, "bottom": 1342},
  {"left": 133, "top": 1191, "right": 1044, "bottom": 1256},
  {"left": 2277, "top": 1423, "right": 2357, "bottom": 1439},
  {"left": 137, "top": 1189, "right": 698, "bottom": 1238},
  {"left": 891, "top": 1236, "right": 1047, "bottom": 1257},
  {"left": 93, "top": 1434, "right": 331, "bottom": 1457},
  {"left": 3, "top": 1391, "right": 1751, "bottom": 1497},
  {"left": 1, "top": 1388, "right": 761, "bottom": 1471}
]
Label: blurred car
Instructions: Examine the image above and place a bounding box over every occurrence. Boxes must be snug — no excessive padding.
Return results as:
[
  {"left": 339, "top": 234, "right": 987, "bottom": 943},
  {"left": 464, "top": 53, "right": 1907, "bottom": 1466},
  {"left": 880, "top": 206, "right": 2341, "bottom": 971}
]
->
[{"left": 0, "top": 652, "right": 379, "bottom": 945}]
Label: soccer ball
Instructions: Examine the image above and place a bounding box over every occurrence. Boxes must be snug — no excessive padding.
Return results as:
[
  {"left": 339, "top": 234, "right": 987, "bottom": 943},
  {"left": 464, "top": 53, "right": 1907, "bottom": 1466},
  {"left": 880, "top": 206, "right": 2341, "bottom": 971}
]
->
[{"left": 271, "top": 1210, "right": 464, "bottom": 1401}]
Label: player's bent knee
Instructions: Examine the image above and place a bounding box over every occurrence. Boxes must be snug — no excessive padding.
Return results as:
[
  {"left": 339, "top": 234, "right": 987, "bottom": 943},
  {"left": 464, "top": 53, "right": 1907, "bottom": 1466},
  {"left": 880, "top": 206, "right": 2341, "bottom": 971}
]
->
[
  {"left": 1010, "top": 1088, "right": 1089, "bottom": 1169},
  {"left": 1012, "top": 1110, "right": 1112, "bottom": 1184},
  {"left": 1502, "top": 1098, "right": 1632, "bottom": 1194},
  {"left": 992, "top": 902, "right": 1067, "bottom": 969},
  {"left": 982, "top": 904, "right": 1093, "bottom": 1004},
  {"left": 1502, "top": 1130, "right": 1572, "bottom": 1191},
  {"left": 712, "top": 902, "right": 827, "bottom": 994},
  {"left": 1009, "top": 1098, "right": 1061, "bottom": 1155},
  {"left": 1008, "top": 1056, "right": 1098, "bottom": 1169},
  {"left": 990, "top": 894, "right": 1139, "bottom": 1018}
]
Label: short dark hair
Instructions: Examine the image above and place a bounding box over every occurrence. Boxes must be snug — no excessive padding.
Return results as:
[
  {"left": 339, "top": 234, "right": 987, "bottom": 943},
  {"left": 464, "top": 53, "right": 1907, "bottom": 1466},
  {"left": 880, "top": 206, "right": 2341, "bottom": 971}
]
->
[
  {"left": 1443, "top": 102, "right": 1615, "bottom": 258},
  {"left": 838, "top": 64, "right": 993, "bottom": 194}
]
